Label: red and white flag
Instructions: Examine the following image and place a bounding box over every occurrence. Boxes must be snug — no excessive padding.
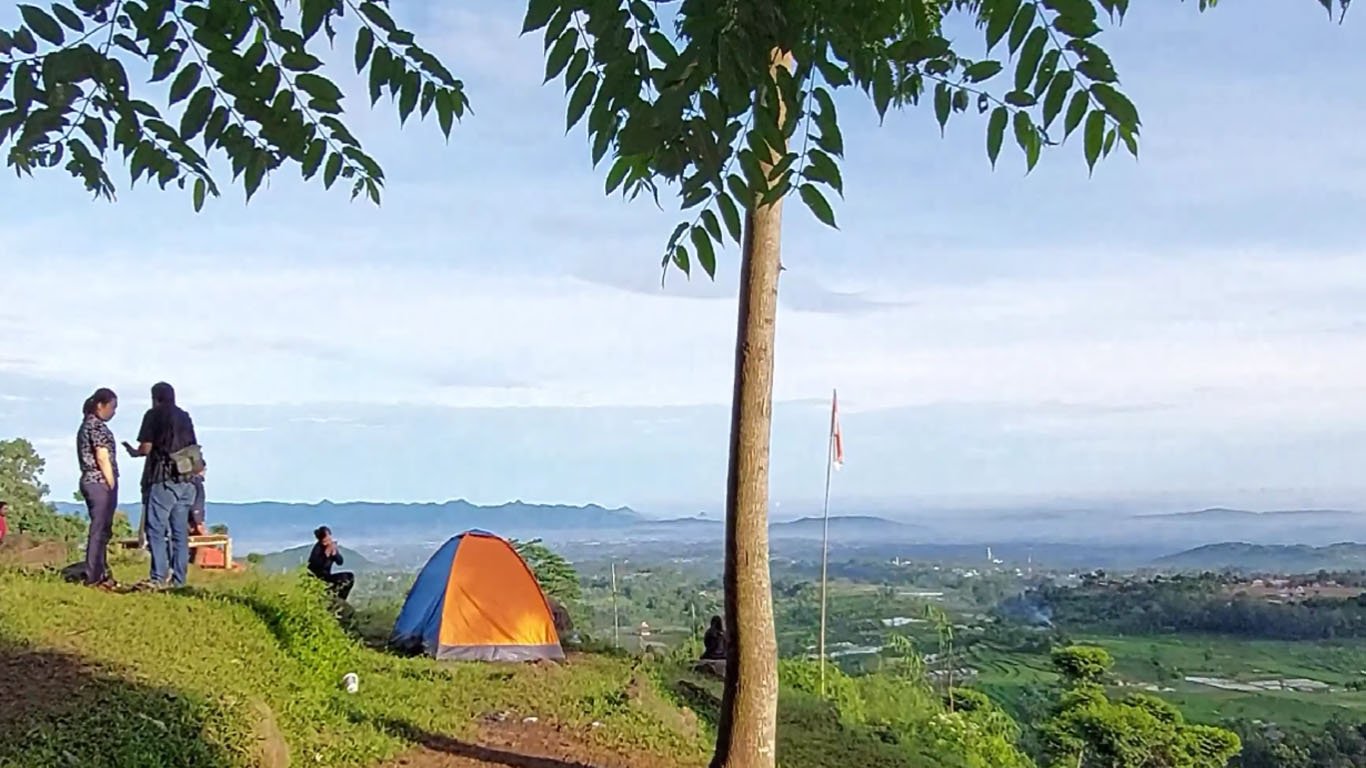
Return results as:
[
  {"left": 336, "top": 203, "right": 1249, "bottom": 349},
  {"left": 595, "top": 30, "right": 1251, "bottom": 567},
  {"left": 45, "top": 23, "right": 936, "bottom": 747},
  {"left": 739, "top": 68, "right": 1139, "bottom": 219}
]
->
[{"left": 830, "top": 390, "right": 844, "bottom": 470}]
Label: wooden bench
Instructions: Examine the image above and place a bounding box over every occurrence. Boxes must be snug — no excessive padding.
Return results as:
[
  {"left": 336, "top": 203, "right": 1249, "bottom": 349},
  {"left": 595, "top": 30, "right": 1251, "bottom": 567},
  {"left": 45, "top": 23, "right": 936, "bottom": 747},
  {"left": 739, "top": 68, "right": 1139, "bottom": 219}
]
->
[
  {"left": 115, "top": 534, "right": 233, "bottom": 568},
  {"left": 189, "top": 534, "right": 232, "bottom": 566}
]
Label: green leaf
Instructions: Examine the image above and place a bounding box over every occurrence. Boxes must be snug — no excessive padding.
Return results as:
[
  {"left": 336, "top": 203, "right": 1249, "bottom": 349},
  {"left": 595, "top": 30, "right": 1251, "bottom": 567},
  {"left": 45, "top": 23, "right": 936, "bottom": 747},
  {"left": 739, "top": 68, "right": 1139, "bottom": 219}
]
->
[
  {"left": 369, "top": 46, "right": 390, "bottom": 105},
  {"left": 700, "top": 209, "right": 723, "bottom": 242},
  {"left": 358, "top": 2, "right": 397, "bottom": 33},
  {"left": 522, "top": 0, "right": 558, "bottom": 34},
  {"left": 19, "top": 5, "right": 64, "bottom": 45},
  {"left": 168, "top": 64, "right": 201, "bottom": 106},
  {"left": 354, "top": 27, "right": 374, "bottom": 73},
  {"left": 193, "top": 177, "right": 206, "bottom": 211},
  {"left": 1090, "top": 83, "right": 1140, "bottom": 128},
  {"left": 565, "top": 48, "right": 590, "bottom": 92},
  {"left": 1083, "top": 109, "right": 1105, "bottom": 171},
  {"left": 1077, "top": 57, "right": 1118, "bottom": 83},
  {"left": 302, "top": 138, "right": 326, "bottom": 178},
  {"left": 1014, "top": 28, "right": 1048, "bottom": 92},
  {"left": 872, "top": 60, "right": 893, "bottom": 119},
  {"left": 986, "top": 0, "right": 1023, "bottom": 51},
  {"left": 398, "top": 73, "right": 419, "bottom": 124},
  {"left": 986, "top": 106, "right": 1007, "bottom": 167},
  {"left": 799, "top": 184, "right": 837, "bottom": 229},
  {"left": 1042, "top": 70, "right": 1073, "bottom": 129},
  {"left": 150, "top": 50, "right": 179, "bottom": 82},
  {"left": 1044, "top": 0, "right": 1099, "bottom": 21},
  {"left": 964, "top": 60, "right": 1003, "bottom": 83},
  {"left": 605, "top": 156, "right": 631, "bottom": 195},
  {"left": 544, "top": 29, "right": 578, "bottom": 83},
  {"left": 13, "top": 28, "right": 37, "bottom": 54},
  {"left": 323, "top": 152, "right": 342, "bottom": 188},
  {"left": 1054, "top": 15, "right": 1102, "bottom": 38},
  {"left": 566, "top": 71, "right": 596, "bottom": 131},
  {"left": 296, "top": 73, "right": 343, "bottom": 103},
  {"left": 933, "top": 83, "right": 951, "bottom": 134},
  {"left": 1008, "top": 3, "right": 1037, "bottom": 54},
  {"left": 717, "top": 191, "right": 742, "bottom": 244},
  {"left": 1014, "top": 111, "right": 1040, "bottom": 172},
  {"left": 803, "top": 148, "right": 844, "bottom": 196},
  {"left": 1034, "top": 49, "right": 1061, "bottom": 97},
  {"left": 726, "top": 174, "right": 751, "bottom": 210},
  {"left": 670, "top": 245, "right": 690, "bottom": 275},
  {"left": 179, "top": 87, "right": 214, "bottom": 140},
  {"left": 52, "top": 4, "right": 85, "bottom": 32},
  {"left": 1118, "top": 123, "right": 1139, "bottom": 158},
  {"left": 435, "top": 89, "right": 454, "bottom": 138},
  {"left": 691, "top": 226, "right": 716, "bottom": 278},
  {"left": 282, "top": 52, "right": 323, "bottom": 72},
  {"left": 80, "top": 117, "right": 106, "bottom": 152},
  {"left": 1063, "top": 90, "right": 1088, "bottom": 138}
]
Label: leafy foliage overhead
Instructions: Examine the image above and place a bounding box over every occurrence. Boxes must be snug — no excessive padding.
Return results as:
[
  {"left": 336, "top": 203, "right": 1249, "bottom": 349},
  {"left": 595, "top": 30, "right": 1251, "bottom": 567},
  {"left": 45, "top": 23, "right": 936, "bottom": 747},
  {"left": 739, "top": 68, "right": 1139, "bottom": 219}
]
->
[
  {"left": 524, "top": 0, "right": 1351, "bottom": 279},
  {"left": 0, "top": 0, "right": 467, "bottom": 207}
]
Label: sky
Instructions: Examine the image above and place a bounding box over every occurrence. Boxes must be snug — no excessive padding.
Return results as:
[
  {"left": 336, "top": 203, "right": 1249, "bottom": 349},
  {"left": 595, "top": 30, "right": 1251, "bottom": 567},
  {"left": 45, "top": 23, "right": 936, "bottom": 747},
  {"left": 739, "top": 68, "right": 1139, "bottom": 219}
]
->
[{"left": 2, "top": 2, "right": 1365, "bottom": 514}]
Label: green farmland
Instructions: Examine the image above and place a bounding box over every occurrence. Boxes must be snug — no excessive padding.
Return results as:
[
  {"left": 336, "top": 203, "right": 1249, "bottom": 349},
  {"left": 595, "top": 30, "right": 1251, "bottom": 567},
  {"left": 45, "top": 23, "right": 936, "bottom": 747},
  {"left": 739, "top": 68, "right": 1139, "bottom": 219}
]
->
[{"left": 970, "top": 634, "right": 1366, "bottom": 728}]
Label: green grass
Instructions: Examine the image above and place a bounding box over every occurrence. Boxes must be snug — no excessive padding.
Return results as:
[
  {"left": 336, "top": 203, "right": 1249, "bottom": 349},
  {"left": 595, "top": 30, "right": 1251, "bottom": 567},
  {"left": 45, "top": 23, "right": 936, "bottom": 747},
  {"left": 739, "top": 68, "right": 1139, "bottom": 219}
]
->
[
  {"left": 0, "top": 564, "right": 708, "bottom": 768},
  {"left": 970, "top": 633, "right": 1366, "bottom": 729}
]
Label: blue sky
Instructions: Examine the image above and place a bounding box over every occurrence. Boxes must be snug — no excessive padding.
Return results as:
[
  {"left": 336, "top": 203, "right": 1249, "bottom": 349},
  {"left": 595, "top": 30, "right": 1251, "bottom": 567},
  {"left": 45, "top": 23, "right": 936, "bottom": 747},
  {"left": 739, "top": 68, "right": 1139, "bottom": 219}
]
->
[{"left": 2, "top": 2, "right": 1364, "bottom": 514}]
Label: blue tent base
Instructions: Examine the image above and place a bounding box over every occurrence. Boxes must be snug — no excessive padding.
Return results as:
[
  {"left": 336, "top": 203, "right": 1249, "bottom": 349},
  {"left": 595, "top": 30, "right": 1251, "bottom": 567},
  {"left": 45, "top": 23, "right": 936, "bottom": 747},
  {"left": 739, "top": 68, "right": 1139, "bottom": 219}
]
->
[{"left": 435, "top": 643, "right": 565, "bottom": 662}]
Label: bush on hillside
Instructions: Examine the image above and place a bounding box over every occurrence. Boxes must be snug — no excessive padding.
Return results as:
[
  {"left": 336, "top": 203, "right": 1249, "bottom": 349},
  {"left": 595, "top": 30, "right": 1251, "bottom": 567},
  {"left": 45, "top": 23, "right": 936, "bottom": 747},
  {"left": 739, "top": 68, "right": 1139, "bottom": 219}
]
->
[
  {"left": 0, "top": 438, "right": 85, "bottom": 544},
  {"left": 779, "top": 659, "right": 867, "bottom": 725}
]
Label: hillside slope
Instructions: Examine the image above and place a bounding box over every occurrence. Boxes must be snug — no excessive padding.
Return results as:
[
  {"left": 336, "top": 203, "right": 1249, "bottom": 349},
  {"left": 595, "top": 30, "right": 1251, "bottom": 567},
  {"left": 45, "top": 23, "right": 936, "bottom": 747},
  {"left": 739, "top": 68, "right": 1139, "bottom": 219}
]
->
[{"left": 0, "top": 567, "right": 704, "bottom": 768}]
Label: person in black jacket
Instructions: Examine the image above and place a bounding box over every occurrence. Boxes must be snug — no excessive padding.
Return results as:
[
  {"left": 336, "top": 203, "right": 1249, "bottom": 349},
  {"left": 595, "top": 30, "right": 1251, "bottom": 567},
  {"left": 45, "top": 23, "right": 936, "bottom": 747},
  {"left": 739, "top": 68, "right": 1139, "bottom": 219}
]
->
[
  {"left": 702, "top": 615, "right": 727, "bottom": 661},
  {"left": 308, "top": 526, "right": 354, "bottom": 600}
]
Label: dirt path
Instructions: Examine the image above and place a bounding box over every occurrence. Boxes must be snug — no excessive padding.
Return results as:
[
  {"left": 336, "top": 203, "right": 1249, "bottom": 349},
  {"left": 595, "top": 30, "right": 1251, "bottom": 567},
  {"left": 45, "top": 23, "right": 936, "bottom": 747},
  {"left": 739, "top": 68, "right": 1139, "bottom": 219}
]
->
[{"left": 379, "top": 720, "right": 680, "bottom": 768}]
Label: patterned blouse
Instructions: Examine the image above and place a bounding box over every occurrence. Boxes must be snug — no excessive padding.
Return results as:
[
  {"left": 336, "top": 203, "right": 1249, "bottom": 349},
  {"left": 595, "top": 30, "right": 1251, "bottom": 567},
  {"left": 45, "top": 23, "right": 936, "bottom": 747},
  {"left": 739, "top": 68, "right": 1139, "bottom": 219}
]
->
[{"left": 76, "top": 414, "right": 118, "bottom": 486}]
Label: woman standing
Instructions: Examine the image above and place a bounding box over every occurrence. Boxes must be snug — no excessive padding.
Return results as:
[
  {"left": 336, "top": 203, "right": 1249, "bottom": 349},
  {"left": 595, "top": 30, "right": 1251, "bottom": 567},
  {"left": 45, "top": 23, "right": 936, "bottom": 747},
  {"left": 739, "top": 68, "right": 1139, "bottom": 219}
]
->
[{"left": 77, "top": 388, "right": 120, "bottom": 589}]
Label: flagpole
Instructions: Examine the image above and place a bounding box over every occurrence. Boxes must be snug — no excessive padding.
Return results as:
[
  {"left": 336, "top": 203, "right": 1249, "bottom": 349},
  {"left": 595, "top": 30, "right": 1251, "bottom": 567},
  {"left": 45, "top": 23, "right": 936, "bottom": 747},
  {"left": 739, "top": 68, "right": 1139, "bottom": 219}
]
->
[{"left": 818, "top": 388, "right": 836, "bottom": 698}]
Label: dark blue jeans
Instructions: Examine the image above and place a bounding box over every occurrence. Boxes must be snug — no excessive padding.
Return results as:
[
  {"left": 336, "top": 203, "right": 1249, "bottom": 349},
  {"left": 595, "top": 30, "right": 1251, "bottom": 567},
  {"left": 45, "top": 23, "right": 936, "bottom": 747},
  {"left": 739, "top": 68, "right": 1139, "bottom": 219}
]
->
[
  {"left": 80, "top": 480, "right": 117, "bottom": 585},
  {"left": 146, "top": 480, "right": 193, "bottom": 585}
]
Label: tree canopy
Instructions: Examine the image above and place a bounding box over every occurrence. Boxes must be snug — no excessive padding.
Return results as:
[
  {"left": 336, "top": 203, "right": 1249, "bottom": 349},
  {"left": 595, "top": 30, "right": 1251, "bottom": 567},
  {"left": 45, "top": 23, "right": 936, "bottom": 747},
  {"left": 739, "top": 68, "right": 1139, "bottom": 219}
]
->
[
  {"left": 1041, "top": 645, "right": 1241, "bottom": 768},
  {"left": 1, "top": 0, "right": 465, "bottom": 207},
  {"left": 0, "top": 437, "right": 84, "bottom": 543}
]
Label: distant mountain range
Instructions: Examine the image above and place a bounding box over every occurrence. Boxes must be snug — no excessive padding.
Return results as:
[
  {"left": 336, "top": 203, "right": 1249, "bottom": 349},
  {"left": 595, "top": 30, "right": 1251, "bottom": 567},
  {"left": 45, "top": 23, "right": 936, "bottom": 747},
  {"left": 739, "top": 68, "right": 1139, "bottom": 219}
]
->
[
  {"left": 1154, "top": 542, "right": 1366, "bottom": 573},
  {"left": 51, "top": 497, "right": 1366, "bottom": 567},
  {"left": 52, "top": 499, "right": 920, "bottom": 562},
  {"left": 1138, "top": 507, "right": 1356, "bottom": 520}
]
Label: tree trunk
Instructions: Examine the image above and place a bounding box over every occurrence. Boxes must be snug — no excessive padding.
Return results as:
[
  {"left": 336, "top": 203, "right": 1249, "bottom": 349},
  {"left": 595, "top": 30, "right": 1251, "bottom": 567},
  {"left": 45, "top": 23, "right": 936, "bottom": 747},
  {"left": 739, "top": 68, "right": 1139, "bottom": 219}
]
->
[{"left": 711, "top": 49, "right": 791, "bottom": 768}]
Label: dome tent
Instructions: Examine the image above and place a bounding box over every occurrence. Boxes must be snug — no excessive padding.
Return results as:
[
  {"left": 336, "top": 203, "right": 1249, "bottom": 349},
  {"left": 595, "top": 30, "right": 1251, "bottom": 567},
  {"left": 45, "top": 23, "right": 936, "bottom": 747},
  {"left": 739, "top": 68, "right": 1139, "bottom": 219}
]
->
[{"left": 391, "top": 530, "right": 564, "bottom": 661}]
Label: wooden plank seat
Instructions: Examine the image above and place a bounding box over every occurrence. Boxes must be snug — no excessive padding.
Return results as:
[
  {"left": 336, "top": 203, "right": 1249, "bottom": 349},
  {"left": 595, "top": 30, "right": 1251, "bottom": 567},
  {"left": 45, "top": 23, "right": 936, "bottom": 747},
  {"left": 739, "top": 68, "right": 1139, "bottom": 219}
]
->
[{"left": 115, "top": 534, "right": 233, "bottom": 568}]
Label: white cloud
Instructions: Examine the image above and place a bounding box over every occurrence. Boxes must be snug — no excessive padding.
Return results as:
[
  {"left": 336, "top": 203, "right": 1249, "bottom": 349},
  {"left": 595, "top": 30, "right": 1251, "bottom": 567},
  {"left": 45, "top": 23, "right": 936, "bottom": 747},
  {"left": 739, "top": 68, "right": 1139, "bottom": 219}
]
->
[{"left": 4, "top": 246, "right": 1366, "bottom": 443}]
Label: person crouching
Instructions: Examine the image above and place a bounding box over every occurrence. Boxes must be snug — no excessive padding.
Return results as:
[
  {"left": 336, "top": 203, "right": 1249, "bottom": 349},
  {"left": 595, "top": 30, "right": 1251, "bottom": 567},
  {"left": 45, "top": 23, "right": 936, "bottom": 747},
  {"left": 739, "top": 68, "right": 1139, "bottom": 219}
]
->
[{"left": 308, "top": 526, "right": 354, "bottom": 601}]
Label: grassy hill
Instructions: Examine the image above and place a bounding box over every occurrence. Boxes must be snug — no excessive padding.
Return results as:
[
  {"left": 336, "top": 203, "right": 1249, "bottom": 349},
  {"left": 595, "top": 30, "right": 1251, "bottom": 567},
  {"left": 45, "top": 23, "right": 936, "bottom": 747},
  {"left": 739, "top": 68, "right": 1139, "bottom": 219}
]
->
[
  {"left": 0, "top": 564, "right": 704, "bottom": 768},
  {"left": 0, "top": 557, "right": 1034, "bottom": 768}
]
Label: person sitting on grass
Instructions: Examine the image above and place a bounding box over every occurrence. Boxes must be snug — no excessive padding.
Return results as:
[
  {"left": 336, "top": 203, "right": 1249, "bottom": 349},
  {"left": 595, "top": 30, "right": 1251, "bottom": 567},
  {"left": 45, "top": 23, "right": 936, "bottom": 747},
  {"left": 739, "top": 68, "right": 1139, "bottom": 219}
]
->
[
  {"left": 692, "top": 615, "right": 728, "bottom": 677},
  {"left": 0, "top": 500, "right": 9, "bottom": 546},
  {"left": 702, "top": 615, "right": 727, "bottom": 661},
  {"left": 308, "top": 526, "right": 354, "bottom": 601}
]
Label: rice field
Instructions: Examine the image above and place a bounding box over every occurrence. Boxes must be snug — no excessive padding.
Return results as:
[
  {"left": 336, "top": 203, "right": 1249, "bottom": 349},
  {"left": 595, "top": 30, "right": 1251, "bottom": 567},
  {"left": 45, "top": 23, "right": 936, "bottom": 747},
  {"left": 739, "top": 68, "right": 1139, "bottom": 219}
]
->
[{"left": 968, "top": 634, "right": 1366, "bottom": 728}]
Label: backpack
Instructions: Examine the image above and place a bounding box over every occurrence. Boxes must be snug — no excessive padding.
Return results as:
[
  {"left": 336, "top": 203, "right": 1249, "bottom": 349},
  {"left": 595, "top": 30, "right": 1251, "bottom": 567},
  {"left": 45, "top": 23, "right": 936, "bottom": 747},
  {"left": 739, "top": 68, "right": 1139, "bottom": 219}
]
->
[{"left": 169, "top": 444, "right": 205, "bottom": 476}]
